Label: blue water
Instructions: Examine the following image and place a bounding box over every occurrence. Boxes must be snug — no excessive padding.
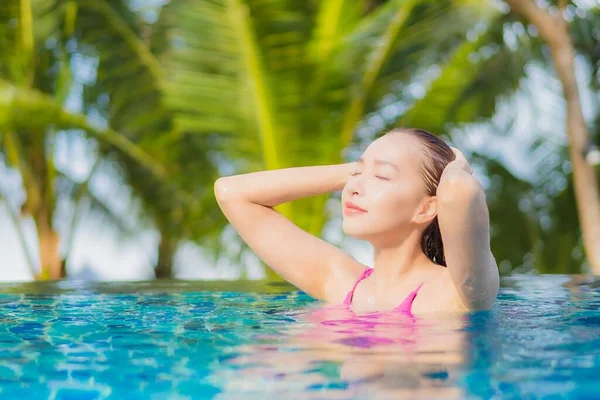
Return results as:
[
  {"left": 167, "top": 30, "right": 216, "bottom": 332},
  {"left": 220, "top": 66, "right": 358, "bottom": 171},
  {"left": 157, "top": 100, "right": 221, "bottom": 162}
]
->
[{"left": 0, "top": 275, "right": 598, "bottom": 399}]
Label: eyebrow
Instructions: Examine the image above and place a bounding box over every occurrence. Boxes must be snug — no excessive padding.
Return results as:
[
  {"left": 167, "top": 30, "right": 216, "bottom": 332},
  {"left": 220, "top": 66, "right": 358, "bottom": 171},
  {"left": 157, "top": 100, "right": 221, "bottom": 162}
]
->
[{"left": 357, "top": 157, "right": 399, "bottom": 171}]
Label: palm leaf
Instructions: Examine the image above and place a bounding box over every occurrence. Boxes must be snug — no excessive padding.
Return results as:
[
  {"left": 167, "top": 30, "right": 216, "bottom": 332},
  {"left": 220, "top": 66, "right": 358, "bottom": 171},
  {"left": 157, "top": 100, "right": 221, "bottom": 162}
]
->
[
  {"left": 55, "top": 169, "right": 137, "bottom": 237},
  {"left": 76, "top": 0, "right": 167, "bottom": 144},
  {"left": 73, "top": 0, "right": 233, "bottom": 276},
  {"left": 308, "top": 0, "right": 362, "bottom": 98},
  {"left": 337, "top": 0, "right": 418, "bottom": 148},
  {"left": 308, "top": 0, "right": 490, "bottom": 149},
  {"left": 0, "top": 78, "right": 167, "bottom": 179},
  {"left": 398, "top": 12, "right": 541, "bottom": 132}
]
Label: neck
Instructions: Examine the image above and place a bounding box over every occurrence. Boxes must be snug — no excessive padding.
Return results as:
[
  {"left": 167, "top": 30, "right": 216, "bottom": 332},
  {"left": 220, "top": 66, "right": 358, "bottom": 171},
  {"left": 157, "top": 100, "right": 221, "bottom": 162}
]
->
[{"left": 371, "top": 230, "right": 429, "bottom": 291}]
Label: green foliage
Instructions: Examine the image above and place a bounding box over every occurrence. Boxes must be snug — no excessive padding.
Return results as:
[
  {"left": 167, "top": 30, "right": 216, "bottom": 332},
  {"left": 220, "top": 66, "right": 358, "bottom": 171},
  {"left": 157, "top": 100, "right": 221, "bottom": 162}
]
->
[
  {"left": 0, "top": 0, "right": 174, "bottom": 278},
  {"left": 73, "top": 0, "right": 228, "bottom": 276},
  {"left": 397, "top": 1, "right": 599, "bottom": 274},
  {"left": 1, "top": 0, "right": 598, "bottom": 278},
  {"left": 401, "top": 12, "right": 545, "bottom": 131}
]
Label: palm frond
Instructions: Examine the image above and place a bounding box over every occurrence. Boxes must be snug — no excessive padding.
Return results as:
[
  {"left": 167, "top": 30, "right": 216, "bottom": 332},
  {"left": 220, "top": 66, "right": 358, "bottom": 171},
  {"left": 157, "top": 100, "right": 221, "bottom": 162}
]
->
[
  {"left": 310, "top": 1, "right": 490, "bottom": 147},
  {"left": 399, "top": 12, "right": 540, "bottom": 132},
  {"left": 75, "top": 0, "right": 169, "bottom": 151},
  {"left": 55, "top": 169, "right": 137, "bottom": 235},
  {"left": 337, "top": 0, "right": 418, "bottom": 148},
  {"left": 0, "top": 78, "right": 167, "bottom": 179},
  {"left": 308, "top": 0, "right": 362, "bottom": 97}
]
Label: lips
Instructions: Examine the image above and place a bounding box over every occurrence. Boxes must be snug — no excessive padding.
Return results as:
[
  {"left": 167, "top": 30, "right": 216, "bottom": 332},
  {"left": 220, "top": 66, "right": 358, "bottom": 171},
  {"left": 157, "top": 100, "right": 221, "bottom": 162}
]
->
[{"left": 344, "top": 201, "right": 367, "bottom": 215}]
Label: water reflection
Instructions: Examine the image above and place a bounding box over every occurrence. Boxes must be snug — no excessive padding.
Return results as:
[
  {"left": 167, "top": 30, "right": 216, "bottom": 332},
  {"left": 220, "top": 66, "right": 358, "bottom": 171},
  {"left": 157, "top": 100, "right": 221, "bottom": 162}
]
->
[
  {"left": 1, "top": 275, "right": 597, "bottom": 398},
  {"left": 210, "top": 304, "right": 500, "bottom": 399}
]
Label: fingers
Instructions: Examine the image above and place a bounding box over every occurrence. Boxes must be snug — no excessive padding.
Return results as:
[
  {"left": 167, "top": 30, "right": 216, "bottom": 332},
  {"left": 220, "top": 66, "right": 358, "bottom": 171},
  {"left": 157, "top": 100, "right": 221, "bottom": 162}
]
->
[
  {"left": 448, "top": 147, "right": 472, "bottom": 174},
  {"left": 450, "top": 146, "right": 466, "bottom": 161}
]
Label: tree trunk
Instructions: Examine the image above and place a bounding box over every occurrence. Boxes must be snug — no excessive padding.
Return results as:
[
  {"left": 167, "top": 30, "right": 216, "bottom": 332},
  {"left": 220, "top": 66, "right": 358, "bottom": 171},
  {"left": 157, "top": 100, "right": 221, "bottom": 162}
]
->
[
  {"left": 505, "top": 0, "right": 600, "bottom": 273},
  {"left": 36, "top": 217, "right": 62, "bottom": 280},
  {"left": 155, "top": 236, "right": 177, "bottom": 278}
]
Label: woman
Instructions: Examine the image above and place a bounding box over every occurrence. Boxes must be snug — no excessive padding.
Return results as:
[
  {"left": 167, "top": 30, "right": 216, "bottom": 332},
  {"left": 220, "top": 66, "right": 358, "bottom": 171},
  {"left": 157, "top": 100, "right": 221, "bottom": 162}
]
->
[{"left": 214, "top": 128, "right": 499, "bottom": 314}]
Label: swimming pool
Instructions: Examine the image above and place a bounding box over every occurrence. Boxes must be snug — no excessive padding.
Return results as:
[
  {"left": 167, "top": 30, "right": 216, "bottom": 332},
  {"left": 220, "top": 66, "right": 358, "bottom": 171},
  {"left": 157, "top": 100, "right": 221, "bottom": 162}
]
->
[{"left": 0, "top": 274, "right": 598, "bottom": 399}]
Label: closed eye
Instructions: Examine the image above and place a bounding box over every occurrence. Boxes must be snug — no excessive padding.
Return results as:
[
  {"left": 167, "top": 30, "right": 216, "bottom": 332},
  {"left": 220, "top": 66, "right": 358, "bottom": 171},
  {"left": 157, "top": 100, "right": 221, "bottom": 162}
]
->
[{"left": 376, "top": 176, "right": 390, "bottom": 180}]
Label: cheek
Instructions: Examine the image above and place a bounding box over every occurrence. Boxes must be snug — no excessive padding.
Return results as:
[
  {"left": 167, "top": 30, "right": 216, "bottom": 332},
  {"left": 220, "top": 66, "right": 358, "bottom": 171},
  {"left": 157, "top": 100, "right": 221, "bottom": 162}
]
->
[
  {"left": 370, "top": 185, "right": 424, "bottom": 227},
  {"left": 370, "top": 185, "right": 412, "bottom": 213}
]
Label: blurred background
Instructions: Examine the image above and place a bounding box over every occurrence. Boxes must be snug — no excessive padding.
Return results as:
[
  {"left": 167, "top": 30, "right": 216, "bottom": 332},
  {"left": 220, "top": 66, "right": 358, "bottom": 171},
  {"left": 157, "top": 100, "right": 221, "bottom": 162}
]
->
[{"left": 0, "top": 0, "right": 599, "bottom": 282}]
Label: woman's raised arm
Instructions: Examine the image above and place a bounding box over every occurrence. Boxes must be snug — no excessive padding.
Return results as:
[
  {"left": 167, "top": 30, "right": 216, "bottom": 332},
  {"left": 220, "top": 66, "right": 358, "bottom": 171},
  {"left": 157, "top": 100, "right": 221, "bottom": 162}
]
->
[
  {"left": 214, "top": 163, "right": 366, "bottom": 301},
  {"left": 437, "top": 148, "right": 499, "bottom": 310}
]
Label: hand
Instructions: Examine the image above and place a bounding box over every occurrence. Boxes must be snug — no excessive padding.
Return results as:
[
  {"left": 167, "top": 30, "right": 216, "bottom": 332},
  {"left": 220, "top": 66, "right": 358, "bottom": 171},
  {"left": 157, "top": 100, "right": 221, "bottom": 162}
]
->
[
  {"left": 339, "top": 161, "right": 357, "bottom": 191},
  {"left": 447, "top": 147, "right": 472, "bottom": 175}
]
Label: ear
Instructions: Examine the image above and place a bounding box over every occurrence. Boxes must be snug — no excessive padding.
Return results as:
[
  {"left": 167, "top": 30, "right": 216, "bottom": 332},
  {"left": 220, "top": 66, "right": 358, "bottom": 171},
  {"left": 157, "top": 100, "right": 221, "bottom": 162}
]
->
[{"left": 413, "top": 196, "right": 438, "bottom": 224}]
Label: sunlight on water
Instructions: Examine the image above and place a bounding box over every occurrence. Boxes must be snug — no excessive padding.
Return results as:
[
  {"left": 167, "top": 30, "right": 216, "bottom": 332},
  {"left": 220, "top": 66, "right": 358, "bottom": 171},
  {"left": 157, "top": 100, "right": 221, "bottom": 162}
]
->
[{"left": 0, "top": 275, "right": 598, "bottom": 399}]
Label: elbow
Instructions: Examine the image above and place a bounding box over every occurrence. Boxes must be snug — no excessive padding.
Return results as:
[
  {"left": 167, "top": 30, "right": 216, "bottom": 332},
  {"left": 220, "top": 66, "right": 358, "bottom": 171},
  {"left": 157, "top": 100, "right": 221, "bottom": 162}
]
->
[
  {"left": 437, "top": 174, "right": 483, "bottom": 205},
  {"left": 214, "top": 177, "right": 236, "bottom": 207}
]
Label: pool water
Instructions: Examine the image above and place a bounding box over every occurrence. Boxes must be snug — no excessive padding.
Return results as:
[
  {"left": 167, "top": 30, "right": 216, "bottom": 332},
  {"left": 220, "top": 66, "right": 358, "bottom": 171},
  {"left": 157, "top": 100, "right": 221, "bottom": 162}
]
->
[{"left": 0, "top": 275, "right": 598, "bottom": 399}]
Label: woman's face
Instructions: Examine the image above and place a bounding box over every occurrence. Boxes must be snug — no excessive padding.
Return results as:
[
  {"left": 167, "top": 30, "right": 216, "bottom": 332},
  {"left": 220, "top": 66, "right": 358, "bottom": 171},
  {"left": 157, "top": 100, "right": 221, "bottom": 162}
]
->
[{"left": 342, "top": 133, "right": 434, "bottom": 243}]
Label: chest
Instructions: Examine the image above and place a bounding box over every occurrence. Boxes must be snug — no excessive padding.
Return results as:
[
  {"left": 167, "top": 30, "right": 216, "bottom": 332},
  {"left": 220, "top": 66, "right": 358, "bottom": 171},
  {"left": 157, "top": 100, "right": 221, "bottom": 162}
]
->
[
  {"left": 351, "top": 278, "right": 465, "bottom": 314},
  {"left": 350, "top": 280, "right": 417, "bottom": 314}
]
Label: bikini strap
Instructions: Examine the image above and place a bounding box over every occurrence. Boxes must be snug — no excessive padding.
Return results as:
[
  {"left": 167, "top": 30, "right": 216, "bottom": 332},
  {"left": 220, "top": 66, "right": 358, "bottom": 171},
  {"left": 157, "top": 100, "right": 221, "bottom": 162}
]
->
[
  {"left": 343, "top": 268, "right": 374, "bottom": 306},
  {"left": 394, "top": 281, "right": 426, "bottom": 312}
]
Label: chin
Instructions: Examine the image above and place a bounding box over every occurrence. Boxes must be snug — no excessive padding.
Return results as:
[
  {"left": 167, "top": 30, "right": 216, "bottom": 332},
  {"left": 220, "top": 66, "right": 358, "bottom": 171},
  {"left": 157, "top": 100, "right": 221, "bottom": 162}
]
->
[{"left": 342, "top": 219, "right": 372, "bottom": 240}]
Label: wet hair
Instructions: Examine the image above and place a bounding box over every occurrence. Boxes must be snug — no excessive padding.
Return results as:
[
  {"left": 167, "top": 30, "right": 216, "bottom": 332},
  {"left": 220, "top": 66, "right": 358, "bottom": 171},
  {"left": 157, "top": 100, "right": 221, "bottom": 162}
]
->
[{"left": 385, "top": 128, "right": 456, "bottom": 266}]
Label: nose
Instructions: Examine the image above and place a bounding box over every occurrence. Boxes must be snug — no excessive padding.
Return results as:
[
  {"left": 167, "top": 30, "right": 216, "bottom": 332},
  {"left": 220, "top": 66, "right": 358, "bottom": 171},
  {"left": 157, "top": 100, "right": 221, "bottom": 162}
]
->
[{"left": 346, "top": 175, "right": 364, "bottom": 196}]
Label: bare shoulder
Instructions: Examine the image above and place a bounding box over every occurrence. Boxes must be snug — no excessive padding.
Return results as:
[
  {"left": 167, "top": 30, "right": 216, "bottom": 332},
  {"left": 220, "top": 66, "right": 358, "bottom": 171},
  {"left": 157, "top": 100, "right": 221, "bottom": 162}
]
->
[
  {"left": 413, "top": 267, "right": 473, "bottom": 313},
  {"left": 322, "top": 255, "right": 368, "bottom": 304},
  {"left": 422, "top": 266, "right": 498, "bottom": 312}
]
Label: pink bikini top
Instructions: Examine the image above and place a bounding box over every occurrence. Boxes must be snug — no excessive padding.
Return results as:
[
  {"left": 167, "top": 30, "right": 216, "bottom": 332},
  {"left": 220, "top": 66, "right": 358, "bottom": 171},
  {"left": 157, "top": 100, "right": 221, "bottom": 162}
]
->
[{"left": 343, "top": 268, "right": 425, "bottom": 313}]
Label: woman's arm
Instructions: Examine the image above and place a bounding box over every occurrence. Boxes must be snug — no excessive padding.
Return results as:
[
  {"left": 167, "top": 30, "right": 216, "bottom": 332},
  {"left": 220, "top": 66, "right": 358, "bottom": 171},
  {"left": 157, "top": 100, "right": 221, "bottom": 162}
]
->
[
  {"left": 214, "top": 163, "right": 366, "bottom": 301},
  {"left": 436, "top": 149, "right": 500, "bottom": 310}
]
